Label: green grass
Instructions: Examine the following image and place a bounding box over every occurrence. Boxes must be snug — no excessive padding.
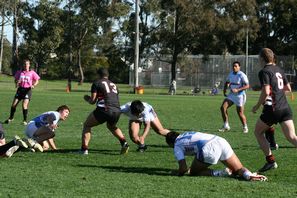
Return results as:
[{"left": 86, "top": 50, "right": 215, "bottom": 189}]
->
[{"left": 1, "top": 74, "right": 297, "bottom": 197}]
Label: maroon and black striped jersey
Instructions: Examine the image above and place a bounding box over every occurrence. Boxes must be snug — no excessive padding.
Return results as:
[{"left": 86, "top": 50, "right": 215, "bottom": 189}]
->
[
  {"left": 258, "top": 64, "right": 289, "bottom": 111},
  {"left": 91, "top": 78, "right": 120, "bottom": 111}
]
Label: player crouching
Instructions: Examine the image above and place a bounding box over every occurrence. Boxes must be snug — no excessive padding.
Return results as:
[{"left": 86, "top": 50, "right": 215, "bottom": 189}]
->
[{"left": 166, "top": 131, "right": 267, "bottom": 181}]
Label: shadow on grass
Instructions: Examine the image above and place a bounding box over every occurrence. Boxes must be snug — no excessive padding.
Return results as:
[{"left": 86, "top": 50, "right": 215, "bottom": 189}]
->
[
  {"left": 147, "top": 144, "right": 169, "bottom": 149},
  {"left": 46, "top": 148, "right": 120, "bottom": 155},
  {"left": 77, "top": 164, "right": 172, "bottom": 176}
]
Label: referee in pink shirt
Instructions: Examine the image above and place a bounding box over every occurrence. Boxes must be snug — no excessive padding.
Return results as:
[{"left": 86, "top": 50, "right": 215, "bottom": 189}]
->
[{"left": 4, "top": 59, "right": 40, "bottom": 125}]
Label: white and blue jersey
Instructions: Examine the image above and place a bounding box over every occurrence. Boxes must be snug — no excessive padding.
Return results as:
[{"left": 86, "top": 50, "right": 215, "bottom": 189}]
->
[
  {"left": 32, "top": 111, "right": 60, "bottom": 128},
  {"left": 120, "top": 102, "right": 157, "bottom": 122},
  {"left": 226, "top": 71, "right": 249, "bottom": 96},
  {"left": 24, "top": 111, "right": 60, "bottom": 138},
  {"left": 174, "top": 131, "right": 233, "bottom": 164}
]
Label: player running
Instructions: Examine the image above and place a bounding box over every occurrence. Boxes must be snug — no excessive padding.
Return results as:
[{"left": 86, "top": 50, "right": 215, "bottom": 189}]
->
[
  {"left": 219, "top": 61, "right": 250, "bottom": 133},
  {"left": 166, "top": 131, "right": 267, "bottom": 181},
  {"left": 120, "top": 100, "right": 170, "bottom": 152},
  {"left": 79, "top": 68, "right": 129, "bottom": 155},
  {"left": 4, "top": 59, "right": 40, "bottom": 125},
  {"left": 252, "top": 48, "right": 297, "bottom": 172}
]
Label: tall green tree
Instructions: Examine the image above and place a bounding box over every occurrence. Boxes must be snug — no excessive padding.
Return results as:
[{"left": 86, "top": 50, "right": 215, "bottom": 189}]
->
[
  {"left": 152, "top": 0, "right": 258, "bottom": 81},
  {"left": 253, "top": 0, "right": 297, "bottom": 55},
  {"left": 18, "top": 0, "right": 63, "bottom": 74}
]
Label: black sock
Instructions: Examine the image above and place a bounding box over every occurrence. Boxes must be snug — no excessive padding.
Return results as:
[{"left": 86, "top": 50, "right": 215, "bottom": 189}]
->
[
  {"left": 9, "top": 107, "right": 16, "bottom": 119},
  {"left": 265, "top": 127, "right": 276, "bottom": 147},
  {"left": 81, "top": 145, "right": 88, "bottom": 151},
  {"left": 0, "top": 140, "right": 17, "bottom": 155},
  {"left": 23, "top": 109, "right": 28, "bottom": 121},
  {"left": 119, "top": 139, "right": 127, "bottom": 146}
]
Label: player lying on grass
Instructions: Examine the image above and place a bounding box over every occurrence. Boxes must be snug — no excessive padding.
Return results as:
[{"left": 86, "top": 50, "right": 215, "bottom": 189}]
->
[
  {"left": 166, "top": 131, "right": 267, "bottom": 181},
  {"left": 120, "top": 100, "right": 170, "bottom": 152},
  {"left": 0, "top": 123, "right": 42, "bottom": 157},
  {"left": 24, "top": 105, "right": 70, "bottom": 151}
]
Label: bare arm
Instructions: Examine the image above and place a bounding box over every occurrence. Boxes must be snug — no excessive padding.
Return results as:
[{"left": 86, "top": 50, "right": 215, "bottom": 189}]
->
[
  {"left": 177, "top": 159, "right": 188, "bottom": 176},
  {"left": 223, "top": 82, "right": 229, "bottom": 97},
  {"left": 252, "top": 85, "right": 270, "bottom": 113},
  {"left": 284, "top": 83, "right": 292, "bottom": 92},
  {"left": 47, "top": 138, "right": 57, "bottom": 150},
  {"left": 84, "top": 92, "right": 97, "bottom": 104},
  {"left": 32, "top": 79, "right": 39, "bottom": 88},
  {"left": 232, "top": 84, "right": 250, "bottom": 93},
  {"left": 141, "top": 121, "right": 151, "bottom": 139}
]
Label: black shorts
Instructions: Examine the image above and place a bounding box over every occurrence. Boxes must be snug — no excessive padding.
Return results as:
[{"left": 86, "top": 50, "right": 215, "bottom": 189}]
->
[
  {"left": 260, "top": 106, "right": 293, "bottom": 126},
  {"left": 15, "top": 87, "right": 32, "bottom": 100},
  {"left": 93, "top": 107, "right": 121, "bottom": 126}
]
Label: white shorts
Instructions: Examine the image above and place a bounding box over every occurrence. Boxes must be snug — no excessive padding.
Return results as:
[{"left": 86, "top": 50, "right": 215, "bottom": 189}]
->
[
  {"left": 24, "top": 121, "right": 38, "bottom": 138},
  {"left": 132, "top": 109, "right": 157, "bottom": 122},
  {"left": 198, "top": 137, "right": 234, "bottom": 165},
  {"left": 227, "top": 93, "right": 246, "bottom": 107}
]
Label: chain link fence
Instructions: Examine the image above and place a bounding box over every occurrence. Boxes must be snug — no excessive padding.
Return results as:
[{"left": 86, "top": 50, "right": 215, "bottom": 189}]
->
[{"left": 130, "top": 55, "right": 295, "bottom": 90}]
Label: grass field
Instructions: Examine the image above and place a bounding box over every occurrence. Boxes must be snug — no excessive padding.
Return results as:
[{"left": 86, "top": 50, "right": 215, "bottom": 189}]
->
[{"left": 0, "top": 74, "right": 297, "bottom": 197}]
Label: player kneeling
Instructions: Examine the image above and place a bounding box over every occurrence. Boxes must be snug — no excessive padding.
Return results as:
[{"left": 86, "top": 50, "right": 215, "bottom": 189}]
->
[{"left": 166, "top": 131, "right": 267, "bottom": 181}]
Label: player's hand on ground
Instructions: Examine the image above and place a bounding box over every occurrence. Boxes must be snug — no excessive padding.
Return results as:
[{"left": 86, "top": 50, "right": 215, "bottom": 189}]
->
[
  {"left": 249, "top": 173, "right": 267, "bottom": 182},
  {"left": 84, "top": 95, "right": 91, "bottom": 102},
  {"left": 139, "top": 136, "right": 144, "bottom": 144}
]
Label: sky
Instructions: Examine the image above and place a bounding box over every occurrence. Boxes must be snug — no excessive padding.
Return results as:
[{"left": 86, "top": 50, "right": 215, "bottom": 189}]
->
[{"left": 4, "top": 24, "right": 13, "bottom": 43}]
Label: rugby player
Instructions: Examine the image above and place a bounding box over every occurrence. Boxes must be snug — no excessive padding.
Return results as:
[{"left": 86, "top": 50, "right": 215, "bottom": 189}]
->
[
  {"left": 79, "top": 68, "right": 129, "bottom": 155},
  {"left": 0, "top": 123, "right": 33, "bottom": 157},
  {"left": 119, "top": 100, "right": 170, "bottom": 152},
  {"left": 219, "top": 61, "right": 249, "bottom": 133},
  {"left": 24, "top": 105, "right": 70, "bottom": 151},
  {"left": 166, "top": 131, "right": 267, "bottom": 181},
  {"left": 252, "top": 48, "right": 297, "bottom": 172}
]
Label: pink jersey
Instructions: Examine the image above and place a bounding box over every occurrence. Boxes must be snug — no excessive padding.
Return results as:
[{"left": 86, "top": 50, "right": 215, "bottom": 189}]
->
[{"left": 15, "top": 70, "right": 40, "bottom": 88}]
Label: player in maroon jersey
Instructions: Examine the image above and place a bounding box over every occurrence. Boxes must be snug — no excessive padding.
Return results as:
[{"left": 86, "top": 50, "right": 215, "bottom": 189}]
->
[
  {"left": 252, "top": 48, "right": 297, "bottom": 172},
  {"left": 79, "top": 68, "right": 129, "bottom": 155}
]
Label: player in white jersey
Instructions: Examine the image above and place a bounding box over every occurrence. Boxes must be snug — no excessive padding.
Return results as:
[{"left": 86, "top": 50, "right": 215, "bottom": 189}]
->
[
  {"left": 24, "top": 105, "right": 70, "bottom": 151},
  {"left": 166, "top": 131, "right": 267, "bottom": 181},
  {"left": 120, "top": 100, "right": 170, "bottom": 152},
  {"left": 219, "top": 61, "right": 249, "bottom": 133}
]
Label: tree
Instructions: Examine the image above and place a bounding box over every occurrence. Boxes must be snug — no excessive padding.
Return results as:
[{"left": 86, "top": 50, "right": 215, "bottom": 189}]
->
[
  {"left": 150, "top": 0, "right": 259, "bottom": 82},
  {"left": 253, "top": 0, "right": 297, "bottom": 55},
  {"left": 18, "top": 0, "right": 63, "bottom": 74}
]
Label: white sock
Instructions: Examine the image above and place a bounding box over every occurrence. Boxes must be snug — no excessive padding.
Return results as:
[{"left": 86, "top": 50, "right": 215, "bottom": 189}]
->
[
  {"left": 212, "top": 169, "right": 230, "bottom": 177},
  {"left": 242, "top": 170, "right": 252, "bottom": 180},
  {"left": 224, "top": 122, "right": 230, "bottom": 128}
]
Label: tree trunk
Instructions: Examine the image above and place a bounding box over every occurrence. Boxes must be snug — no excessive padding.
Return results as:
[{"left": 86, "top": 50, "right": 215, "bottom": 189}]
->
[
  {"left": 170, "top": 8, "right": 180, "bottom": 82},
  {"left": 11, "top": 0, "right": 19, "bottom": 75},
  {"left": 77, "top": 48, "right": 84, "bottom": 85}
]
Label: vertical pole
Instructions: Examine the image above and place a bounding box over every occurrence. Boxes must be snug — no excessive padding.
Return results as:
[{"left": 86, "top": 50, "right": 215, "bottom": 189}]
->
[
  {"left": 245, "top": 27, "right": 249, "bottom": 76},
  {"left": 134, "top": 0, "right": 139, "bottom": 93},
  {"left": 0, "top": 8, "right": 5, "bottom": 73}
]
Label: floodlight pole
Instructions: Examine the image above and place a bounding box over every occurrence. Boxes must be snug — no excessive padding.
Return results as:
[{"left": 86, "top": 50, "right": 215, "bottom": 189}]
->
[{"left": 134, "top": 0, "right": 140, "bottom": 93}]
